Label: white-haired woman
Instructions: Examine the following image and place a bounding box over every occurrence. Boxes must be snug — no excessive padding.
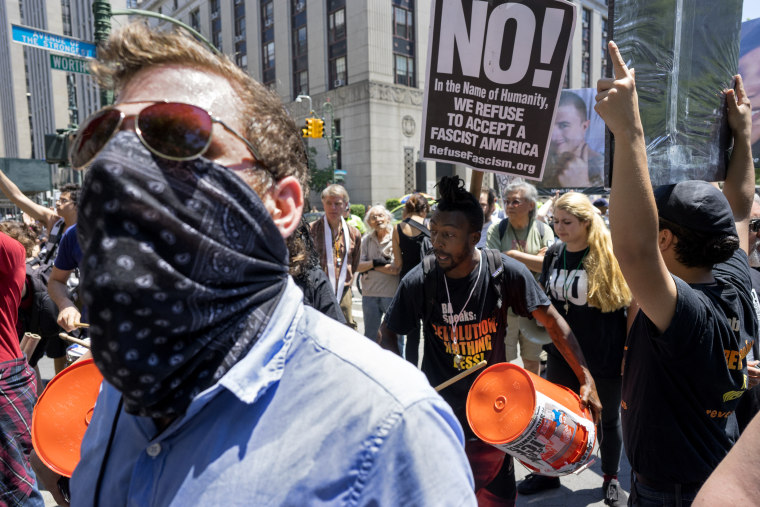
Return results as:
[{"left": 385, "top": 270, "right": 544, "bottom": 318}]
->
[{"left": 357, "top": 205, "right": 399, "bottom": 341}]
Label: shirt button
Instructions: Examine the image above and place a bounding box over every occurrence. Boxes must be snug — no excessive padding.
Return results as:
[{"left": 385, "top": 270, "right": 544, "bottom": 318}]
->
[{"left": 146, "top": 443, "right": 162, "bottom": 457}]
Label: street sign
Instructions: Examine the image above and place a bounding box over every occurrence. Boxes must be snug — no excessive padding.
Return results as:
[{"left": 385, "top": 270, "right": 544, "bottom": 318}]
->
[
  {"left": 11, "top": 24, "right": 96, "bottom": 59},
  {"left": 49, "top": 54, "right": 90, "bottom": 75}
]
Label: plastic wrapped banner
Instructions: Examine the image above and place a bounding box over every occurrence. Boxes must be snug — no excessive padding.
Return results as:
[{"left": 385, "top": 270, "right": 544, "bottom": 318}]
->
[
  {"left": 611, "top": 0, "right": 743, "bottom": 186},
  {"left": 739, "top": 18, "right": 760, "bottom": 168},
  {"left": 420, "top": 0, "right": 576, "bottom": 180}
]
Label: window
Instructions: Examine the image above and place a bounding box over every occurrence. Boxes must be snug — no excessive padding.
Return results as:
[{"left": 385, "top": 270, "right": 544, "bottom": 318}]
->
[
  {"left": 263, "top": 42, "right": 275, "bottom": 69},
  {"left": 291, "top": 0, "right": 308, "bottom": 98},
  {"left": 393, "top": 6, "right": 413, "bottom": 40},
  {"left": 293, "top": 26, "right": 307, "bottom": 56},
  {"left": 330, "top": 56, "right": 346, "bottom": 87},
  {"left": 328, "top": 8, "right": 346, "bottom": 44},
  {"left": 394, "top": 54, "right": 414, "bottom": 87},
  {"left": 189, "top": 8, "right": 200, "bottom": 32},
  {"left": 211, "top": 0, "right": 222, "bottom": 51},
  {"left": 234, "top": 0, "right": 246, "bottom": 38},
  {"left": 261, "top": 0, "right": 275, "bottom": 86},
  {"left": 581, "top": 8, "right": 591, "bottom": 88},
  {"left": 295, "top": 70, "right": 308, "bottom": 96},
  {"left": 262, "top": 1, "right": 274, "bottom": 28},
  {"left": 392, "top": 1, "right": 415, "bottom": 87},
  {"left": 327, "top": 0, "right": 346, "bottom": 89}
]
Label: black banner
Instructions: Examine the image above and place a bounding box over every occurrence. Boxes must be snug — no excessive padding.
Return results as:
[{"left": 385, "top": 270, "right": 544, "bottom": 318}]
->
[{"left": 421, "top": 0, "right": 576, "bottom": 179}]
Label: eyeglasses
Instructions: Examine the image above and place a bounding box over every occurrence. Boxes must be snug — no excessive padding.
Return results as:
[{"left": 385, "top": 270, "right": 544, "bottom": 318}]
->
[
  {"left": 69, "top": 101, "right": 262, "bottom": 170},
  {"left": 750, "top": 218, "right": 760, "bottom": 233},
  {"left": 506, "top": 199, "right": 524, "bottom": 207}
]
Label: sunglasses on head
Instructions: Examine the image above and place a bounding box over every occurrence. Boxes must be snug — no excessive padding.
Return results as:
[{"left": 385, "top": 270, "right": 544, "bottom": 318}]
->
[
  {"left": 69, "top": 101, "right": 262, "bottom": 170},
  {"left": 750, "top": 218, "right": 760, "bottom": 233}
]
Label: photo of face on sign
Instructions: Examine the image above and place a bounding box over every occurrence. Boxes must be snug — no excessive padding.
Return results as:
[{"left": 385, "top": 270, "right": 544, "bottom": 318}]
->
[
  {"left": 739, "top": 17, "right": 760, "bottom": 167},
  {"left": 540, "top": 89, "right": 605, "bottom": 189}
]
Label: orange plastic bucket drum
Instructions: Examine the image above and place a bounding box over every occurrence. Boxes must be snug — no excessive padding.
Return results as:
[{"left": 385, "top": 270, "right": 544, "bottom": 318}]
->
[
  {"left": 466, "top": 363, "right": 596, "bottom": 477},
  {"left": 32, "top": 358, "right": 103, "bottom": 477}
]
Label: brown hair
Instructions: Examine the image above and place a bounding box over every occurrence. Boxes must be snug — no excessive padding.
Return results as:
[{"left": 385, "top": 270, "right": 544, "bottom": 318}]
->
[
  {"left": 0, "top": 221, "right": 36, "bottom": 258},
  {"left": 404, "top": 193, "right": 430, "bottom": 216},
  {"left": 90, "top": 22, "right": 307, "bottom": 191}
]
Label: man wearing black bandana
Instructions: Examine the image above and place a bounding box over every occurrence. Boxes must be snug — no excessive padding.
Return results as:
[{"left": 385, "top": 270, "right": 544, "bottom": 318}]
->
[{"left": 62, "top": 23, "right": 476, "bottom": 506}]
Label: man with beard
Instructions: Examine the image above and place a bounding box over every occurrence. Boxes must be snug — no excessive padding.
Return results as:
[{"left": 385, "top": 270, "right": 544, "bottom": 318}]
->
[
  {"left": 379, "top": 175, "right": 600, "bottom": 505},
  {"left": 59, "top": 23, "right": 475, "bottom": 506}
]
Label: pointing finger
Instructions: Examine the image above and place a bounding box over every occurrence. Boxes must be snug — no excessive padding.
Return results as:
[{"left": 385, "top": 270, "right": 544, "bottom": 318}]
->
[
  {"left": 734, "top": 74, "right": 749, "bottom": 106},
  {"left": 609, "top": 41, "right": 630, "bottom": 80}
]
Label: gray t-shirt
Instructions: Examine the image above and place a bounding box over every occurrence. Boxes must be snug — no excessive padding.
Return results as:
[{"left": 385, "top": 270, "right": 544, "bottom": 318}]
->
[{"left": 360, "top": 232, "right": 399, "bottom": 298}]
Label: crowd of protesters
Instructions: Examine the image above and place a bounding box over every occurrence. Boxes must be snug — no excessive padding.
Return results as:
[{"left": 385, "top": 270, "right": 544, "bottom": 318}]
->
[{"left": 0, "top": 21, "right": 757, "bottom": 507}]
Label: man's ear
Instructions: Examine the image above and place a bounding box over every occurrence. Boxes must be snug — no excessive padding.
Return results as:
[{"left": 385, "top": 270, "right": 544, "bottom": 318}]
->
[
  {"left": 658, "top": 228, "right": 675, "bottom": 252},
  {"left": 267, "top": 176, "right": 303, "bottom": 238}
]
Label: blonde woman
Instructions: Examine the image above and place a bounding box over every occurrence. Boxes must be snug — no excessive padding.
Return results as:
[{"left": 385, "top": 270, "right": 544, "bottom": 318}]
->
[{"left": 518, "top": 192, "right": 631, "bottom": 506}]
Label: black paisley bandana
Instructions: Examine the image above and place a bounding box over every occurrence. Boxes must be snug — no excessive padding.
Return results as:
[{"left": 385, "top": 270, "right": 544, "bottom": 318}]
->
[{"left": 78, "top": 131, "right": 289, "bottom": 418}]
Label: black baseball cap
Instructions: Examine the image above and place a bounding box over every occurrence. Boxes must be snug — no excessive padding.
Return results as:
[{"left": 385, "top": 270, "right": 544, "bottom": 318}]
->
[{"left": 654, "top": 181, "right": 737, "bottom": 237}]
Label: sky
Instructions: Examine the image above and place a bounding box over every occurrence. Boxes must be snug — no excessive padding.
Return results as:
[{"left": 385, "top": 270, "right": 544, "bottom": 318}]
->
[{"left": 745, "top": 0, "right": 760, "bottom": 21}]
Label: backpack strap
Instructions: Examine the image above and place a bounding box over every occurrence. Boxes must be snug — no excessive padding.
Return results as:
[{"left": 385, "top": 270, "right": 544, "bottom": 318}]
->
[
  {"left": 483, "top": 248, "right": 510, "bottom": 344},
  {"left": 498, "top": 217, "right": 509, "bottom": 241},
  {"left": 422, "top": 254, "right": 437, "bottom": 326},
  {"left": 404, "top": 217, "right": 430, "bottom": 237}
]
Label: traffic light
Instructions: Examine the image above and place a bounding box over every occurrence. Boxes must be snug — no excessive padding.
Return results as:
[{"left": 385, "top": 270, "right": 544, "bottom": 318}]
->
[
  {"left": 305, "top": 118, "right": 315, "bottom": 138},
  {"left": 313, "top": 119, "right": 324, "bottom": 138},
  {"left": 301, "top": 121, "right": 309, "bottom": 138}
]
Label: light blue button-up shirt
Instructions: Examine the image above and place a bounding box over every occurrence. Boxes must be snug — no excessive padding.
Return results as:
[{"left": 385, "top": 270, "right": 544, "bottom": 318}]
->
[{"left": 71, "top": 279, "right": 475, "bottom": 506}]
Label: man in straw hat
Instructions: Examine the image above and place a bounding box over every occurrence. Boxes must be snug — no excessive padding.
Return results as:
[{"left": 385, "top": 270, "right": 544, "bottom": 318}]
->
[
  {"left": 596, "top": 41, "right": 756, "bottom": 505},
  {"left": 45, "top": 21, "right": 475, "bottom": 506}
]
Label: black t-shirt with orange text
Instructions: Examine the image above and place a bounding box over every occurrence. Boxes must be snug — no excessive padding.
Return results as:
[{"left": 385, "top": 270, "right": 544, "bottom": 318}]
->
[
  {"left": 622, "top": 249, "right": 758, "bottom": 484},
  {"left": 384, "top": 251, "right": 550, "bottom": 430}
]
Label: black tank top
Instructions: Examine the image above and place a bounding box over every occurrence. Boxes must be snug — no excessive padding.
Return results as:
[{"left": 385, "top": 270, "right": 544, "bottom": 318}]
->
[{"left": 397, "top": 221, "right": 428, "bottom": 280}]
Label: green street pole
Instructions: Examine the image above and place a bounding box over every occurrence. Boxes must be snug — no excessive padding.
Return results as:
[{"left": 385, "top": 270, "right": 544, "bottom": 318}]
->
[
  {"left": 322, "top": 101, "right": 336, "bottom": 184},
  {"left": 92, "top": 0, "right": 113, "bottom": 106}
]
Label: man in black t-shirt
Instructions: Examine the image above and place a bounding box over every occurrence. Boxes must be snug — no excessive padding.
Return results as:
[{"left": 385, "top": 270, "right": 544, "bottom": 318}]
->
[
  {"left": 596, "top": 43, "right": 756, "bottom": 505},
  {"left": 379, "top": 175, "right": 601, "bottom": 505}
]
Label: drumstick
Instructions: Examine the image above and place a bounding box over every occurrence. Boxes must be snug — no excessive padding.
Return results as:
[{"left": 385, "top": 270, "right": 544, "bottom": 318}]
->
[
  {"left": 75, "top": 322, "right": 90, "bottom": 328},
  {"left": 59, "top": 332, "right": 91, "bottom": 349},
  {"left": 435, "top": 360, "right": 488, "bottom": 392}
]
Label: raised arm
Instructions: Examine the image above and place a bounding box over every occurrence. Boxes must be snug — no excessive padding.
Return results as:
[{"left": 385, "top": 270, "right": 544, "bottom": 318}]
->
[
  {"left": 595, "top": 41, "right": 676, "bottom": 334},
  {"left": 721, "top": 75, "right": 754, "bottom": 254},
  {"left": 0, "top": 169, "right": 58, "bottom": 231}
]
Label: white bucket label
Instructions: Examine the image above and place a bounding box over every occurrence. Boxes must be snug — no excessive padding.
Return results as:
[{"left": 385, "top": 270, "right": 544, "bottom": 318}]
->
[{"left": 490, "top": 391, "right": 596, "bottom": 476}]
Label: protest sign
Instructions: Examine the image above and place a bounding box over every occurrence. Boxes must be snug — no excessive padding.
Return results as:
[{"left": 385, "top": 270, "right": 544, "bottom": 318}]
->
[{"left": 420, "top": 0, "right": 576, "bottom": 180}]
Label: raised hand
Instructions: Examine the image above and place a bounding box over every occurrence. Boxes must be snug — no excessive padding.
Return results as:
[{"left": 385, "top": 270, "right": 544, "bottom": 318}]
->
[
  {"left": 726, "top": 75, "right": 752, "bottom": 143},
  {"left": 594, "top": 41, "right": 642, "bottom": 140}
]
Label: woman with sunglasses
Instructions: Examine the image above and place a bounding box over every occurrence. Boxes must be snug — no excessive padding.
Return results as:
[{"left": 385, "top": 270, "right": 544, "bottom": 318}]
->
[{"left": 518, "top": 192, "right": 631, "bottom": 506}]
